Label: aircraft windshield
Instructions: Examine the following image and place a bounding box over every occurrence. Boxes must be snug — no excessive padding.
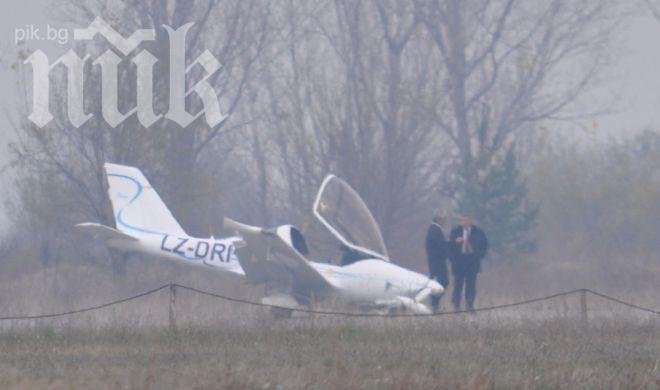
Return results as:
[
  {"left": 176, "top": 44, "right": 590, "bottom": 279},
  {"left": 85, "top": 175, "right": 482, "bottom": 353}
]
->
[{"left": 313, "top": 175, "right": 389, "bottom": 260}]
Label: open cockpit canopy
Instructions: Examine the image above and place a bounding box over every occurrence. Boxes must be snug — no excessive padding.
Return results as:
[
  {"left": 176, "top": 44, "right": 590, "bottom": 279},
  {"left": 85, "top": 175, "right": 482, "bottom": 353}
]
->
[{"left": 313, "top": 175, "right": 389, "bottom": 261}]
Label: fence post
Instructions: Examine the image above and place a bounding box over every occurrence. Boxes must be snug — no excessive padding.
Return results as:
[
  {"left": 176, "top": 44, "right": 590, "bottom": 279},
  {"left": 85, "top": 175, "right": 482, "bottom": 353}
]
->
[
  {"left": 580, "top": 289, "right": 588, "bottom": 327},
  {"left": 169, "top": 283, "right": 177, "bottom": 333}
]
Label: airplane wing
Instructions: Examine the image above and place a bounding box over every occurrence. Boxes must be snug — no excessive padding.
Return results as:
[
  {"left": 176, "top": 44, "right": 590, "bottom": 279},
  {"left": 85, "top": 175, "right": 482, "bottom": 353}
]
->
[
  {"left": 75, "top": 222, "right": 138, "bottom": 244},
  {"left": 223, "top": 218, "right": 335, "bottom": 293}
]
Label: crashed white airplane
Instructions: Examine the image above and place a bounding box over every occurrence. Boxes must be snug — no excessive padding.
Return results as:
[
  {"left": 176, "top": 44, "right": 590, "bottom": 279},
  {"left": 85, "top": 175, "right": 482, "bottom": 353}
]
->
[{"left": 77, "top": 163, "right": 444, "bottom": 315}]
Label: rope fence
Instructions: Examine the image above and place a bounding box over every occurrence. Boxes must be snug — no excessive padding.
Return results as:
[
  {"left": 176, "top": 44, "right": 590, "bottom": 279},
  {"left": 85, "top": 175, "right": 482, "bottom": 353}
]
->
[
  {"left": 0, "top": 285, "right": 170, "bottom": 321},
  {"left": 0, "top": 284, "right": 657, "bottom": 322}
]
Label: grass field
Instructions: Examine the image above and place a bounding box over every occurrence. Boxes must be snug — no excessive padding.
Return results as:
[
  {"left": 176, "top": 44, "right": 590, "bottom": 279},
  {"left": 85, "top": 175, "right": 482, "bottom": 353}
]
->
[
  {"left": 0, "top": 313, "right": 657, "bottom": 389},
  {"left": 0, "top": 262, "right": 657, "bottom": 389}
]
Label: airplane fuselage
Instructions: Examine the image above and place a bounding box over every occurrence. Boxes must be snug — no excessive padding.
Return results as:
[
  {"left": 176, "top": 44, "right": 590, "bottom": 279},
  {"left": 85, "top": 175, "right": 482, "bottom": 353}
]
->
[
  {"left": 309, "top": 259, "right": 439, "bottom": 303},
  {"left": 80, "top": 164, "right": 442, "bottom": 315},
  {"left": 105, "top": 234, "right": 245, "bottom": 275},
  {"left": 105, "top": 234, "right": 439, "bottom": 307}
]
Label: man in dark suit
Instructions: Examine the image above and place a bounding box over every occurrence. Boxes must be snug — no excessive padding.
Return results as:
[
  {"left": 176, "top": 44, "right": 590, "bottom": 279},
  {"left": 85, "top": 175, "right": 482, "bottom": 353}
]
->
[
  {"left": 449, "top": 215, "right": 488, "bottom": 311},
  {"left": 425, "top": 212, "right": 449, "bottom": 312}
]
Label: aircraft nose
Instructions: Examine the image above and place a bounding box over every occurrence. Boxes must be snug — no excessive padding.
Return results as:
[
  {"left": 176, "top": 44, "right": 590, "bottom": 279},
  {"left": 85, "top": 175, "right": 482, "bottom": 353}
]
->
[{"left": 428, "top": 279, "right": 444, "bottom": 296}]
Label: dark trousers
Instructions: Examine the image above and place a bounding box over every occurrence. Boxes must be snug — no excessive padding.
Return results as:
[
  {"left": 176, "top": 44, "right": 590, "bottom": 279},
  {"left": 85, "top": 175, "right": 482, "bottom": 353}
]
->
[
  {"left": 428, "top": 260, "right": 449, "bottom": 312},
  {"left": 451, "top": 256, "right": 479, "bottom": 310},
  {"left": 429, "top": 263, "right": 449, "bottom": 288}
]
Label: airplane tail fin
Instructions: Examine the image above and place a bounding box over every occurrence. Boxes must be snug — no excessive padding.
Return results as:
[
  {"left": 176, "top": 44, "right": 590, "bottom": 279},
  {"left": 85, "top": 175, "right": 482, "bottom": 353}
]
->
[{"left": 104, "top": 163, "right": 187, "bottom": 238}]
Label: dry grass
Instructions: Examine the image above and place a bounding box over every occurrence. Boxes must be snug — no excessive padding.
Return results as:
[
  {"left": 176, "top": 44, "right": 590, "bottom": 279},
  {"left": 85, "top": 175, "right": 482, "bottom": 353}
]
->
[
  {"left": 0, "top": 313, "right": 657, "bottom": 389},
  {"left": 0, "top": 258, "right": 658, "bottom": 389}
]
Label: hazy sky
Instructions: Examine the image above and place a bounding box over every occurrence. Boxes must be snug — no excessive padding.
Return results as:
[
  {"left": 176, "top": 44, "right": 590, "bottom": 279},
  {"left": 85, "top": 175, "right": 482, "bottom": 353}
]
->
[{"left": 0, "top": 1, "right": 659, "bottom": 231}]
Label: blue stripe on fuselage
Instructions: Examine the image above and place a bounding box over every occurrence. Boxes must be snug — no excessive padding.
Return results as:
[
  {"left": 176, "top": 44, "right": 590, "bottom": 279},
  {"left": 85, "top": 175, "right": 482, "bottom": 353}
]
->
[{"left": 107, "top": 173, "right": 199, "bottom": 261}]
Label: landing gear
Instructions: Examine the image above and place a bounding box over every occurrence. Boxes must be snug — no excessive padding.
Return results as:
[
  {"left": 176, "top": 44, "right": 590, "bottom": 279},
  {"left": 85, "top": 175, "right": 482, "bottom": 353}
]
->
[{"left": 262, "top": 293, "right": 300, "bottom": 319}]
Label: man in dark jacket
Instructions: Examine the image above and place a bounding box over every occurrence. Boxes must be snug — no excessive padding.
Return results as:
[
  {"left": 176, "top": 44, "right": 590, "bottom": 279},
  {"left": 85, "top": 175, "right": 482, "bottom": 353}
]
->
[
  {"left": 449, "top": 215, "right": 488, "bottom": 311},
  {"left": 425, "top": 212, "right": 449, "bottom": 312}
]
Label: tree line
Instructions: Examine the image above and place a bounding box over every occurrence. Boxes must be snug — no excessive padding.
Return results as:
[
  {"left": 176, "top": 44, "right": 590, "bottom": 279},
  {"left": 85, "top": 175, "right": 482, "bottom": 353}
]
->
[{"left": 2, "top": 0, "right": 640, "bottom": 275}]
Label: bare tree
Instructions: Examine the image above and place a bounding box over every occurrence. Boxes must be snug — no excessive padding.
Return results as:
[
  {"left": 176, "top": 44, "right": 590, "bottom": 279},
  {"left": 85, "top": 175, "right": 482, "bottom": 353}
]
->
[
  {"left": 414, "top": 0, "right": 622, "bottom": 180},
  {"left": 9, "top": 0, "right": 275, "bottom": 270},
  {"left": 408, "top": 0, "right": 624, "bottom": 257},
  {"left": 235, "top": 0, "right": 624, "bottom": 262},
  {"left": 247, "top": 0, "right": 451, "bottom": 264},
  {"left": 5, "top": 0, "right": 630, "bottom": 271}
]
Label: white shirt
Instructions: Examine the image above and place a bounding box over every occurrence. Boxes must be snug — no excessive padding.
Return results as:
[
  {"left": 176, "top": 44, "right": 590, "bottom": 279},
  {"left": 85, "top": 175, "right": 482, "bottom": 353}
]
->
[{"left": 461, "top": 226, "right": 471, "bottom": 254}]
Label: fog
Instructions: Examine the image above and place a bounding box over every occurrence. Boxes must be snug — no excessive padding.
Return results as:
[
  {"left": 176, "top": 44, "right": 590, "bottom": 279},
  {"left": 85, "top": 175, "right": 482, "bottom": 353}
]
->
[
  {"left": 1, "top": 2, "right": 660, "bottom": 225},
  {"left": 0, "top": 1, "right": 658, "bottom": 388},
  {"left": 0, "top": 0, "right": 658, "bottom": 307}
]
